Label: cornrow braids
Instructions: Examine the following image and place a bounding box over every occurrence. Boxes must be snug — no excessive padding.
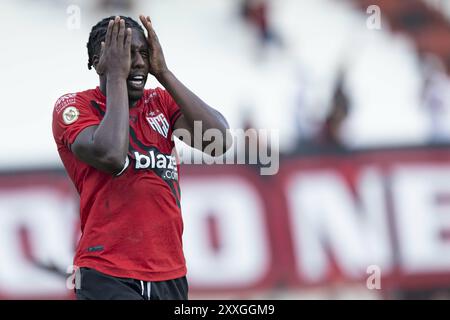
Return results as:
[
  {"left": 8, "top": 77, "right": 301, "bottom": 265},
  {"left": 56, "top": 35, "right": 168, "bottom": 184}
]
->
[{"left": 87, "top": 16, "right": 145, "bottom": 70}]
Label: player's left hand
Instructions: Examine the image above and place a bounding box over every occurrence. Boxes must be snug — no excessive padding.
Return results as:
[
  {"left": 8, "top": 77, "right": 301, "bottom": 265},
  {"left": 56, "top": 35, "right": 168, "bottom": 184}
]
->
[{"left": 139, "top": 15, "right": 169, "bottom": 79}]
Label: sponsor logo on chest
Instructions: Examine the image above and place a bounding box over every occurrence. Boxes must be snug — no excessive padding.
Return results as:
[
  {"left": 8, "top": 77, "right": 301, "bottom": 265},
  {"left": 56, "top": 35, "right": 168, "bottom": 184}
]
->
[
  {"left": 146, "top": 111, "right": 170, "bottom": 138},
  {"left": 133, "top": 150, "right": 178, "bottom": 181}
]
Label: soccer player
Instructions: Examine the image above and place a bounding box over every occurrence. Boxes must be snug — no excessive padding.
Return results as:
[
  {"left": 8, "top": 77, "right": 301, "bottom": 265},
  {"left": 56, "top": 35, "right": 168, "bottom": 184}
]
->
[{"left": 52, "top": 15, "right": 231, "bottom": 300}]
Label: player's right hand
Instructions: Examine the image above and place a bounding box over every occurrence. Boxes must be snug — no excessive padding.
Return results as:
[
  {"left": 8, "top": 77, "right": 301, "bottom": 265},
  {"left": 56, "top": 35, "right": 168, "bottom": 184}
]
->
[{"left": 95, "top": 16, "right": 132, "bottom": 79}]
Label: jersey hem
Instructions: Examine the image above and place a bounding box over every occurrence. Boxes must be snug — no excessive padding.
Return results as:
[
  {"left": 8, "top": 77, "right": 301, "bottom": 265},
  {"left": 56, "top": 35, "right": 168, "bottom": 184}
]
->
[{"left": 75, "top": 260, "right": 187, "bottom": 282}]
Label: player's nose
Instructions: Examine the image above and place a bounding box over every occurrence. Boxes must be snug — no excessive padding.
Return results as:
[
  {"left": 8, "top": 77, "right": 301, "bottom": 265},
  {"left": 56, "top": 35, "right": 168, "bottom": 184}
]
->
[{"left": 132, "top": 52, "right": 146, "bottom": 69}]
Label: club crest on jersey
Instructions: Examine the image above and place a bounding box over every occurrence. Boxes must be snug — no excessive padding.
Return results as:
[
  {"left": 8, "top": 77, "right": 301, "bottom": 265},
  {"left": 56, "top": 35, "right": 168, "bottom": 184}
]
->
[
  {"left": 146, "top": 111, "right": 170, "bottom": 138},
  {"left": 62, "top": 106, "right": 79, "bottom": 125}
]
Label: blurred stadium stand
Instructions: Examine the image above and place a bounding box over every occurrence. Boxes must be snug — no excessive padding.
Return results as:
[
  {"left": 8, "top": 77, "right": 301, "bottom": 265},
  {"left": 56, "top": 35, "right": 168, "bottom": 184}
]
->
[{"left": 2, "top": 0, "right": 450, "bottom": 299}]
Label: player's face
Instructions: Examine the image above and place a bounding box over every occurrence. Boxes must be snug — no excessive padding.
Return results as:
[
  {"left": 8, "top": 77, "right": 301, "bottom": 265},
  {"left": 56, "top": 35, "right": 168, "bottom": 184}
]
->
[{"left": 127, "top": 30, "right": 150, "bottom": 103}]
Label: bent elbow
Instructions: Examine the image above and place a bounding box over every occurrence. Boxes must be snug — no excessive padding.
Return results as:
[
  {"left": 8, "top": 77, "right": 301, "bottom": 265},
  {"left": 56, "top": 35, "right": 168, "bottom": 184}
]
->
[
  {"left": 92, "top": 147, "right": 128, "bottom": 175},
  {"left": 102, "top": 155, "right": 128, "bottom": 175}
]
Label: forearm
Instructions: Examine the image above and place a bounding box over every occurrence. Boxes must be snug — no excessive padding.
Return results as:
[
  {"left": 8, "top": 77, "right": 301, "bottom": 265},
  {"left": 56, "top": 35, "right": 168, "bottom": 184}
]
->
[
  {"left": 156, "top": 70, "right": 229, "bottom": 134},
  {"left": 92, "top": 77, "right": 129, "bottom": 163}
]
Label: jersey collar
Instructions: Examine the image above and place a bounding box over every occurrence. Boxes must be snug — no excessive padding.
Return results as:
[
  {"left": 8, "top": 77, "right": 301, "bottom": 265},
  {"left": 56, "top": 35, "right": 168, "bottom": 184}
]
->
[{"left": 94, "top": 86, "right": 145, "bottom": 109}]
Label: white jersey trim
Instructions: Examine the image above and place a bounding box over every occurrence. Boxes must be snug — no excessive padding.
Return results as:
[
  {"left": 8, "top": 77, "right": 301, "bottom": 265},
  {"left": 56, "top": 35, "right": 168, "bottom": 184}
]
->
[{"left": 115, "top": 156, "right": 130, "bottom": 176}]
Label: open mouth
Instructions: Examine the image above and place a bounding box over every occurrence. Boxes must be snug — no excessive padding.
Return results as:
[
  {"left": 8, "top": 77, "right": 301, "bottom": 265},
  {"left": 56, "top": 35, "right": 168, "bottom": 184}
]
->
[{"left": 128, "top": 75, "right": 146, "bottom": 89}]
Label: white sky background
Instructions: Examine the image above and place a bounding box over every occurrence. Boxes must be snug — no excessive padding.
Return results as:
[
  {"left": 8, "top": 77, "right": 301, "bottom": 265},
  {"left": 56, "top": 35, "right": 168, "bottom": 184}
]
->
[{"left": 0, "top": 0, "right": 433, "bottom": 169}]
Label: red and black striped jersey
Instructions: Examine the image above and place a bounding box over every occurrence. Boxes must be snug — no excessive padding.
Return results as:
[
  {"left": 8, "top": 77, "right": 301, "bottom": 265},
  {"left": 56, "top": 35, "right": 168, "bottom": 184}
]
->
[{"left": 52, "top": 87, "right": 186, "bottom": 281}]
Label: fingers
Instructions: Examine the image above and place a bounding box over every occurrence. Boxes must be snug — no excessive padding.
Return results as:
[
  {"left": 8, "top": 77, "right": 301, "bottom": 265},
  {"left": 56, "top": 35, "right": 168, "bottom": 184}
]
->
[
  {"left": 139, "top": 15, "right": 154, "bottom": 36},
  {"left": 139, "top": 15, "right": 149, "bottom": 32},
  {"left": 140, "top": 14, "right": 160, "bottom": 47},
  {"left": 104, "top": 19, "right": 114, "bottom": 47},
  {"left": 125, "top": 28, "right": 132, "bottom": 51},
  {"left": 146, "top": 16, "right": 155, "bottom": 36},
  {"left": 118, "top": 19, "right": 125, "bottom": 46},
  {"left": 96, "top": 41, "right": 106, "bottom": 75},
  {"left": 110, "top": 16, "right": 121, "bottom": 46},
  {"left": 100, "top": 41, "right": 105, "bottom": 56}
]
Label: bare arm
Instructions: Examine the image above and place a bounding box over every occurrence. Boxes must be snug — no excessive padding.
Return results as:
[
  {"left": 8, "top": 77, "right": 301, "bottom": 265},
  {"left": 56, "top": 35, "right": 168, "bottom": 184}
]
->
[
  {"left": 139, "top": 15, "right": 232, "bottom": 155},
  {"left": 158, "top": 71, "right": 231, "bottom": 154},
  {"left": 71, "top": 17, "right": 132, "bottom": 175}
]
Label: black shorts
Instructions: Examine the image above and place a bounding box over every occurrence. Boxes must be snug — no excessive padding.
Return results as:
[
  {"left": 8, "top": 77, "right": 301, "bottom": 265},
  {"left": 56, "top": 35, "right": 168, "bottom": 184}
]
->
[{"left": 74, "top": 267, "right": 188, "bottom": 300}]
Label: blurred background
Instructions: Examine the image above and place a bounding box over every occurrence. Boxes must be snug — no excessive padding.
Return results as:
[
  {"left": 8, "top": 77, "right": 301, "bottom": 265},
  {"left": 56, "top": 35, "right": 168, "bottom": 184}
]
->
[{"left": 2, "top": 0, "right": 450, "bottom": 299}]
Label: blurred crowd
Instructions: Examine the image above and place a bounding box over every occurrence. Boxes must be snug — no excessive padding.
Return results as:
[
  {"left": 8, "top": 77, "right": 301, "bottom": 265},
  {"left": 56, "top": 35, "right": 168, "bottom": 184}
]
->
[
  {"left": 352, "top": 0, "right": 450, "bottom": 145},
  {"left": 237, "top": 0, "right": 450, "bottom": 153}
]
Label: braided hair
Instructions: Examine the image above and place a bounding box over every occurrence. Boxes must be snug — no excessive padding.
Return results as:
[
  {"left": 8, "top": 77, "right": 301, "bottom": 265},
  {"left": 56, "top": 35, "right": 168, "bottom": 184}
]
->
[{"left": 87, "top": 16, "right": 145, "bottom": 70}]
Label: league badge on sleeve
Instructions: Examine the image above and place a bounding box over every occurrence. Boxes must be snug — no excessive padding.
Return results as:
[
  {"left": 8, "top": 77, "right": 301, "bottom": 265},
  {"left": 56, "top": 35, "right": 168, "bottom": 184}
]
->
[{"left": 62, "top": 106, "right": 80, "bottom": 125}]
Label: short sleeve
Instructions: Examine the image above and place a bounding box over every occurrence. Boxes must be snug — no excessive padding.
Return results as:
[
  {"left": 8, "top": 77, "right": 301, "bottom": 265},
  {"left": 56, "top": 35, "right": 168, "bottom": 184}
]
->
[
  {"left": 52, "top": 93, "right": 101, "bottom": 148},
  {"left": 155, "top": 88, "right": 182, "bottom": 128}
]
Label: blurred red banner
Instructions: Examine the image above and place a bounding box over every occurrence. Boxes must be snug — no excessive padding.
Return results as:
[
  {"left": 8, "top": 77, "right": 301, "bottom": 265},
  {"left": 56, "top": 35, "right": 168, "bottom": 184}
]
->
[{"left": 1, "top": 147, "right": 450, "bottom": 299}]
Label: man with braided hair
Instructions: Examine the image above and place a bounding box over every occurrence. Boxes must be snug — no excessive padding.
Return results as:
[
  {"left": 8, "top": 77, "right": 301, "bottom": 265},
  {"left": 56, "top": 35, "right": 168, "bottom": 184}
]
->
[{"left": 52, "top": 15, "right": 231, "bottom": 300}]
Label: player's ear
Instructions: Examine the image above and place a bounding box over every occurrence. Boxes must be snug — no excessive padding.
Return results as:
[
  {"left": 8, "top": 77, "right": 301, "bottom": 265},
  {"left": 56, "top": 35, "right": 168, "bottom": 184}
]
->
[
  {"left": 92, "top": 42, "right": 105, "bottom": 73},
  {"left": 92, "top": 54, "right": 100, "bottom": 70}
]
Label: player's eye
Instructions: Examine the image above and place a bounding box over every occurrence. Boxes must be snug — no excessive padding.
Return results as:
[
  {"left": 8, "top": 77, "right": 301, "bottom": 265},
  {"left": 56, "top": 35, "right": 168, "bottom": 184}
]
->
[{"left": 140, "top": 51, "right": 149, "bottom": 58}]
